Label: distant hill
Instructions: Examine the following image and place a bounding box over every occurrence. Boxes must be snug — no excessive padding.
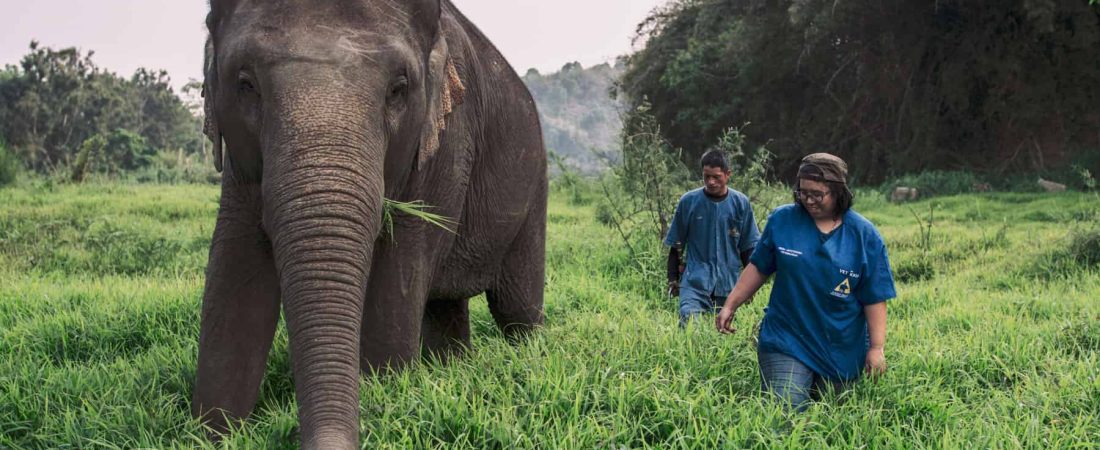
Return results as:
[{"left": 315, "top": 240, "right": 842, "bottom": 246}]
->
[{"left": 522, "top": 62, "right": 624, "bottom": 174}]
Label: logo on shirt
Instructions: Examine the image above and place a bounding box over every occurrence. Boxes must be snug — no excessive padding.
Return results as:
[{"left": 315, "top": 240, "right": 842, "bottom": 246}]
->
[
  {"left": 832, "top": 278, "right": 851, "bottom": 297},
  {"left": 830, "top": 269, "right": 860, "bottom": 299}
]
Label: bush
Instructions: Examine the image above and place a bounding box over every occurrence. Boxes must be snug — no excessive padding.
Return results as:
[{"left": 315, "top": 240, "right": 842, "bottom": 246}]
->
[
  {"left": 0, "top": 138, "right": 19, "bottom": 187},
  {"left": 71, "top": 134, "right": 106, "bottom": 183},
  {"left": 880, "top": 171, "right": 982, "bottom": 199},
  {"left": 131, "top": 163, "right": 221, "bottom": 185},
  {"left": 1028, "top": 226, "right": 1100, "bottom": 278},
  {"left": 549, "top": 151, "right": 590, "bottom": 206},
  {"left": 594, "top": 201, "right": 616, "bottom": 227},
  {"left": 93, "top": 148, "right": 221, "bottom": 185},
  {"left": 894, "top": 254, "right": 935, "bottom": 283},
  {"left": 102, "top": 129, "right": 155, "bottom": 173},
  {"left": 1057, "top": 317, "right": 1100, "bottom": 358},
  {"left": 1066, "top": 227, "right": 1100, "bottom": 269}
]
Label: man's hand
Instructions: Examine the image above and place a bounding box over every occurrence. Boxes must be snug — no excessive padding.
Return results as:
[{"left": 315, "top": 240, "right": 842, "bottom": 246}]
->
[
  {"left": 864, "top": 346, "right": 887, "bottom": 378},
  {"left": 667, "top": 280, "right": 680, "bottom": 297},
  {"left": 716, "top": 305, "right": 737, "bottom": 334}
]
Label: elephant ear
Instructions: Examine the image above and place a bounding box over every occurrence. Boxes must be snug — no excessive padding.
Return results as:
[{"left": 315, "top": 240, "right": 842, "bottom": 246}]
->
[
  {"left": 202, "top": 36, "right": 224, "bottom": 173},
  {"left": 417, "top": 35, "right": 466, "bottom": 169}
]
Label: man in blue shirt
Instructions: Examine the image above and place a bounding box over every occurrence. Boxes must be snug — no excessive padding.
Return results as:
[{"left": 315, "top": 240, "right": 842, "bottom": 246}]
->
[{"left": 665, "top": 150, "right": 761, "bottom": 327}]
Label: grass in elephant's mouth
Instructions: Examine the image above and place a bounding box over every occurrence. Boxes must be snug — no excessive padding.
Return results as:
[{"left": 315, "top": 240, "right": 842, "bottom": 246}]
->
[
  {"left": 381, "top": 198, "right": 458, "bottom": 239},
  {"left": 0, "top": 181, "right": 1097, "bottom": 449}
]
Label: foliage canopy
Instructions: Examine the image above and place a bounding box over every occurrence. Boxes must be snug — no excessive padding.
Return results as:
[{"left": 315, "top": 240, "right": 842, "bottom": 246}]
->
[
  {"left": 0, "top": 42, "right": 203, "bottom": 175},
  {"left": 619, "top": 0, "right": 1100, "bottom": 182}
]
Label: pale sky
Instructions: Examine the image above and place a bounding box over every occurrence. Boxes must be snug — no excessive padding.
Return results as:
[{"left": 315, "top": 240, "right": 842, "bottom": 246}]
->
[{"left": 1, "top": 0, "right": 668, "bottom": 92}]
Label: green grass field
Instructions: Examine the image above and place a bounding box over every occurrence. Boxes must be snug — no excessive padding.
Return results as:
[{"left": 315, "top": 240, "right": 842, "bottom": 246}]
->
[{"left": 1, "top": 181, "right": 1098, "bottom": 449}]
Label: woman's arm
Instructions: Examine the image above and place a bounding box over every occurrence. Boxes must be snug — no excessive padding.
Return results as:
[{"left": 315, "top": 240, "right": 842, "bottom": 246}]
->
[
  {"left": 864, "top": 301, "right": 887, "bottom": 376},
  {"left": 716, "top": 263, "right": 768, "bottom": 334}
]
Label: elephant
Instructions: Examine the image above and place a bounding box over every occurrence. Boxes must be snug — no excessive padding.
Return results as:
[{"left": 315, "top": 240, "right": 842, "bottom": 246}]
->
[{"left": 190, "top": 1, "right": 547, "bottom": 448}]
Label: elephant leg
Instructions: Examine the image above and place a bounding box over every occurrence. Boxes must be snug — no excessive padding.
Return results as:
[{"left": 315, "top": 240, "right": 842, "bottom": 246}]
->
[
  {"left": 192, "top": 181, "right": 281, "bottom": 434},
  {"left": 486, "top": 207, "right": 546, "bottom": 342},
  {"left": 421, "top": 298, "right": 471, "bottom": 362},
  {"left": 359, "top": 296, "right": 424, "bottom": 374},
  {"left": 359, "top": 241, "right": 429, "bottom": 374}
]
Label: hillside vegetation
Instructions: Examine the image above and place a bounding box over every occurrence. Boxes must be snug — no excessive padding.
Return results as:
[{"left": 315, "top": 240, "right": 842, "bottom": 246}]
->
[{"left": 523, "top": 62, "right": 624, "bottom": 173}]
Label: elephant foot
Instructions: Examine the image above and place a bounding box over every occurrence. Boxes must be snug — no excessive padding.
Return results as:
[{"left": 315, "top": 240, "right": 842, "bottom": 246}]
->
[
  {"left": 421, "top": 297, "right": 471, "bottom": 362},
  {"left": 193, "top": 406, "right": 245, "bottom": 442}
]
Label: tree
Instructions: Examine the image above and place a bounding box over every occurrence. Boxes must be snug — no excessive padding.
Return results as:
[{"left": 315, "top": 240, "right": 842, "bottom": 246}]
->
[
  {"left": 71, "top": 134, "right": 105, "bottom": 182},
  {"left": 129, "top": 68, "right": 202, "bottom": 156},
  {"left": 0, "top": 42, "right": 203, "bottom": 174},
  {"left": 0, "top": 134, "right": 18, "bottom": 186},
  {"left": 102, "top": 128, "right": 154, "bottom": 173},
  {"left": 0, "top": 41, "right": 99, "bottom": 170},
  {"left": 618, "top": 0, "right": 1100, "bottom": 182}
]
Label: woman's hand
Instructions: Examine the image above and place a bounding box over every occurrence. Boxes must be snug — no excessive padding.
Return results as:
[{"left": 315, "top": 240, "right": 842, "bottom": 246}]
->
[
  {"left": 716, "top": 304, "right": 737, "bottom": 334},
  {"left": 864, "top": 346, "right": 887, "bottom": 377},
  {"left": 714, "top": 264, "right": 768, "bottom": 334},
  {"left": 863, "top": 302, "right": 887, "bottom": 378}
]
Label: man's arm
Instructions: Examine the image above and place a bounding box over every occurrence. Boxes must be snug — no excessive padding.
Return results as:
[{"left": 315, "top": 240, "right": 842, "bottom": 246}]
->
[
  {"left": 667, "top": 245, "right": 682, "bottom": 296},
  {"left": 667, "top": 245, "right": 681, "bottom": 282},
  {"left": 738, "top": 198, "right": 761, "bottom": 269},
  {"left": 664, "top": 195, "right": 689, "bottom": 296},
  {"left": 739, "top": 249, "right": 752, "bottom": 268}
]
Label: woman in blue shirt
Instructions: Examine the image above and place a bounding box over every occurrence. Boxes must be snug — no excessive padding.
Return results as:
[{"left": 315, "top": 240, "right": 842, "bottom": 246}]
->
[{"left": 715, "top": 153, "right": 896, "bottom": 411}]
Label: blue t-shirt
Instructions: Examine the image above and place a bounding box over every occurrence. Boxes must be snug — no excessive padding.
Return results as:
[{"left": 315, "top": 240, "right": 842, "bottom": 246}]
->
[
  {"left": 664, "top": 188, "right": 761, "bottom": 298},
  {"left": 750, "top": 204, "right": 896, "bottom": 381}
]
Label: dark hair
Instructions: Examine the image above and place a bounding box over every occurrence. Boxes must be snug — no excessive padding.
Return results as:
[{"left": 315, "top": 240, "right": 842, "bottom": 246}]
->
[
  {"left": 794, "top": 176, "right": 853, "bottom": 217},
  {"left": 699, "top": 149, "right": 729, "bottom": 172}
]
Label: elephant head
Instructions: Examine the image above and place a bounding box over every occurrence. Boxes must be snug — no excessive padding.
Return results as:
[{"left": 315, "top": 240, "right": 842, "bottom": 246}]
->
[{"left": 199, "top": 0, "right": 465, "bottom": 446}]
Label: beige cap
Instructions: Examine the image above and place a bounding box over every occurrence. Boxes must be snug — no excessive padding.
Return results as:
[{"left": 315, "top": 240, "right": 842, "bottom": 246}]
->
[{"left": 799, "top": 153, "right": 848, "bottom": 184}]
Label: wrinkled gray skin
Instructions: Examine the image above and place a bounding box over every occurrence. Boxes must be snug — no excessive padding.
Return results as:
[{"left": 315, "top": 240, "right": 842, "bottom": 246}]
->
[{"left": 191, "top": 1, "right": 546, "bottom": 448}]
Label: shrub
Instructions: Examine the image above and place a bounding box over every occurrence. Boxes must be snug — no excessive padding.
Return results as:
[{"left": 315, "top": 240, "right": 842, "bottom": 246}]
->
[
  {"left": 1056, "top": 317, "right": 1100, "bottom": 358},
  {"left": 0, "top": 137, "right": 20, "bottom": 187},
  {"left": 594, "top": 200, "right": 616, "bottom": 227},
  {"left": 71, "top": 134, "right": 106, "bottom": 183},
  {"left": 1066, "top": 227, "right": 1100, "bottom": 269},
  {"left": 880, "top": 170, "right": 982, "bottom": 199},
  {"left": 130, "top": 148, "right": 221, "bottom": 184},
  {"left": 549, "top": 151, "right": 590, "bottom": 206},
  {"left": 894, "top": 254, "right": 935, "bottom": 283},
  {"left": 1028, "top": 226, "right": 1100, "bottom": 278}
]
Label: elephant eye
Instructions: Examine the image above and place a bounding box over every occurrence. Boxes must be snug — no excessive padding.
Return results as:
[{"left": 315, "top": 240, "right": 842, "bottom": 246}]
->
[
  {"left": 237, "top": 73, "right": 257, "bottom": 94},
  {"left": 387, "top": 76, "right": 409, "bottom": 102}
]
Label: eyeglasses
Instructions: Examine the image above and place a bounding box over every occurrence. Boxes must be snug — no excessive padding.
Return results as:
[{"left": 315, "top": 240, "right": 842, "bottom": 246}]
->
[{"left": 794, "top": 189, "right": 830, "bottom": 203}]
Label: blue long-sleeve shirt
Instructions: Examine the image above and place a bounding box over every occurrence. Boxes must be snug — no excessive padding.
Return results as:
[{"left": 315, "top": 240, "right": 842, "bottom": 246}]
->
[{"left": 664, "top": 188, "right": 761, "bottom": 298}]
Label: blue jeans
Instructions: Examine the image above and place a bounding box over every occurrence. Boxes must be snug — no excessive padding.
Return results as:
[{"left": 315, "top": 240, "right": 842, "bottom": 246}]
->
[
  {"left": 679, "top": 290, "right": 724, "bottom": 327},
  {"left": 758, "top": 350, "right": 854, "bottom": 411}
]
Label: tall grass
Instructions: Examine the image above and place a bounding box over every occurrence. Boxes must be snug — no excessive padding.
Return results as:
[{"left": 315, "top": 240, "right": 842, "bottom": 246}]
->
[{"left": 0, "top": 181, "right": 1097, "bottom": 448}]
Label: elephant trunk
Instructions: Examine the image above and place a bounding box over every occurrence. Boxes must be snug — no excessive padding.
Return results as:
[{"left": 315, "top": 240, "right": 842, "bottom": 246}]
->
[{"left": 263, "top": 119, "right": 383, "bottom": 448}]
